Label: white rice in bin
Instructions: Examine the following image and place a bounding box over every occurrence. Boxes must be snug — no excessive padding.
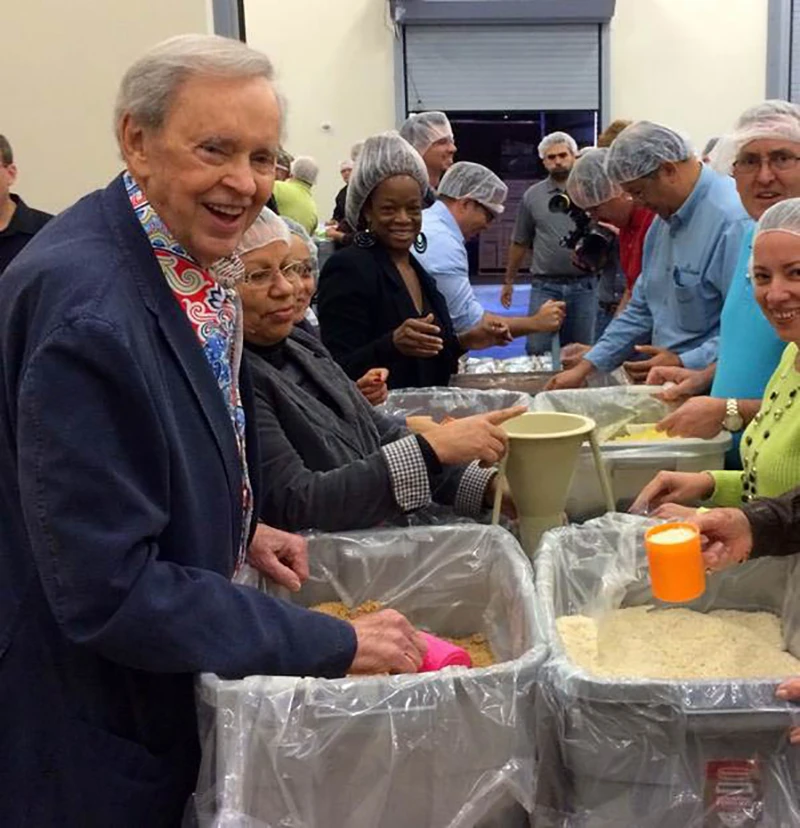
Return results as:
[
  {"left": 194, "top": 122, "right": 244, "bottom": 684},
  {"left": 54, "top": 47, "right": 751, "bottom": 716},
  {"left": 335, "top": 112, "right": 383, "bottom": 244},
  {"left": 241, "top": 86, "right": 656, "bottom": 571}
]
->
[{"left": 556, "top": 606, "right": 800, "bottom": 680}]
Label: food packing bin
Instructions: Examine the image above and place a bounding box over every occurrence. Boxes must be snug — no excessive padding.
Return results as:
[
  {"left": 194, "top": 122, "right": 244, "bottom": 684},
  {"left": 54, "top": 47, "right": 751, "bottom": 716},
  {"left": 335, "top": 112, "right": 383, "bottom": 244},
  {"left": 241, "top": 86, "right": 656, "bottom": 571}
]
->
[
  {"left": 531, "top": 386, "right": 732, "bottom": 519},
  {"left": 381, "top": 386, "right": 531, "bottom": 420},
  {"left": 532, "top": 513, "right": 800, "bottom": 828},
  {"left": 191, "top": 524, "right": 545, "bottom": 828}
]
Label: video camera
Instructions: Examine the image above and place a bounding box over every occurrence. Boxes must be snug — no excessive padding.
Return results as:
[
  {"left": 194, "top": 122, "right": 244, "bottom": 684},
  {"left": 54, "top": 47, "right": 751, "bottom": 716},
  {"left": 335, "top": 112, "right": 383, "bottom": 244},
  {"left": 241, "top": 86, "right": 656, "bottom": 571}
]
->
[{"left": 548, "top": 192, "right": 615, "bottom": 273}]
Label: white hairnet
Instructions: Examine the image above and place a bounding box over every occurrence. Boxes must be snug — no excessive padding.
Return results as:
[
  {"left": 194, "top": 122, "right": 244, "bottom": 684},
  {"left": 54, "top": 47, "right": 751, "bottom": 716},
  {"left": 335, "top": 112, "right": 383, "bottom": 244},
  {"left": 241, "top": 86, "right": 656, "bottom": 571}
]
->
[
  {"left": 282, "top": 216, "right": 320, "bottom": 282},
  {"left": 749, "top": 197, "right": 800, "bottom": 280},
  {"left": 712, "top": 102, "right": 800, "bottom": 175},
  {"left": 340, "top": 159, "right": 354, "bottom": 173},
  {"left": 606, "top": 121, "right": 694, "bottom": 184},
  {"left": 566, "top": 148, "right": 622, "bottom": 209},
  {"left": 399, "top": 112, "right": 454, "bottom": 157},
  {"left": 754, "top": 196, "right": 800, "bottom": 237},
  {"left": 237, "top": 207, "right": 291, "bottom": 256},
  {"left": 350, "top": 141, "right": 364, "bottom": 161},
  {"left": 437, "top": 161, "right": 508, "bottom": 215},
  {"left": 537, "top": 131, "right": 578, "bottom": 159},
  {"left": 291, "top": 156, "right": 319, "bottom": 186},
  {"left": 345, "top": 131, "right": 429, "bottom": 230}
]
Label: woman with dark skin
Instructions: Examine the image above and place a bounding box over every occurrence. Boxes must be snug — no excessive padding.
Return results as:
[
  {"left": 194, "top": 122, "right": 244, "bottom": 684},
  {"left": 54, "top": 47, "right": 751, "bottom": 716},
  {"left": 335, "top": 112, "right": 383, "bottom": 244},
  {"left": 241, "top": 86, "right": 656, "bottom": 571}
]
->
[{"left": 317, "top": 132, "right": 509, "bottom": 390}]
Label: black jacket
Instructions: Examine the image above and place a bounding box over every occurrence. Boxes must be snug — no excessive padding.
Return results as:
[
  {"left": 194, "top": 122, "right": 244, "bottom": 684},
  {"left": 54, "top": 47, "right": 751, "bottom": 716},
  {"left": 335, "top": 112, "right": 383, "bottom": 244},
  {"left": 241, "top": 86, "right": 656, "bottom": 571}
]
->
[
  {"left": 245, "top": 328, "right": 467, "bottom": 531},
  {"left": 317, "top": 243, "right": 462, "bottom": 389}
]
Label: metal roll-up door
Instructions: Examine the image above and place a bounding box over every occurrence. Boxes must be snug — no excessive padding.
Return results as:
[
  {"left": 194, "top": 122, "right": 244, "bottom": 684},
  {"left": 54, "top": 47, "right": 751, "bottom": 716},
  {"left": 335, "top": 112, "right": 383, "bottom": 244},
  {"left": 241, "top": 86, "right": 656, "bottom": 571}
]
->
[{"left": 404, "top": 23, "right": 600, "bottom": 112}]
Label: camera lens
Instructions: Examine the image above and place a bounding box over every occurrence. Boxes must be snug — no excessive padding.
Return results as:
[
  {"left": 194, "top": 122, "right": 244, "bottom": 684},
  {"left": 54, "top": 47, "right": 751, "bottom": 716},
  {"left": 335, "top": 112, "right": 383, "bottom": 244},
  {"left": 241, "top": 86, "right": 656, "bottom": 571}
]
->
[{"left": 548, "top": 193, "right": 571, "bottom": 214}]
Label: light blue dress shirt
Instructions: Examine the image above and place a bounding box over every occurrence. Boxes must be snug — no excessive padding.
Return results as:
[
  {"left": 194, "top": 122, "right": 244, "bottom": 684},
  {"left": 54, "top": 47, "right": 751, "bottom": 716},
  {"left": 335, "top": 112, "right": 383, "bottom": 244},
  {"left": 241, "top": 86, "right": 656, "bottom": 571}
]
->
[
  {"left": 414, "top": 200, "right": 484, "bottom": 333},
  {"left": 585, "top": 165, "right": 753, "bottom": 372}
]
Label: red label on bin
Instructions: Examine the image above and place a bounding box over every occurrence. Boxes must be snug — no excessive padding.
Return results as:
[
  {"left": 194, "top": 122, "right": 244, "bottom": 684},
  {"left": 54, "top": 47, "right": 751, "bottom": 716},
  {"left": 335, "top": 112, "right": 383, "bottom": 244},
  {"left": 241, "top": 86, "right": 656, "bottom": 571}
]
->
[{"left": 704, "top": 759, "right": 763, "bottom": 828}]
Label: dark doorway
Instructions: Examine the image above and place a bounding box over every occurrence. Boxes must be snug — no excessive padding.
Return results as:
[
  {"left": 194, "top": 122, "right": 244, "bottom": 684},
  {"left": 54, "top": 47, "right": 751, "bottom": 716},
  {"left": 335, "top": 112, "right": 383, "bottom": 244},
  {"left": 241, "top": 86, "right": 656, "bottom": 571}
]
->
[{"left": 444, "top": 110, "right": 597, "bottom": 284}]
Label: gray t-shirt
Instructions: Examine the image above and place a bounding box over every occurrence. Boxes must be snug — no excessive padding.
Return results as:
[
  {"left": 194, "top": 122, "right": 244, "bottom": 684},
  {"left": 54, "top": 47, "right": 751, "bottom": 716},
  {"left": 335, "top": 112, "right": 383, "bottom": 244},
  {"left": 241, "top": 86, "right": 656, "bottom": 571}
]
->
[{"left": 512, "top": 178, "right": 584, "bottom": 277}]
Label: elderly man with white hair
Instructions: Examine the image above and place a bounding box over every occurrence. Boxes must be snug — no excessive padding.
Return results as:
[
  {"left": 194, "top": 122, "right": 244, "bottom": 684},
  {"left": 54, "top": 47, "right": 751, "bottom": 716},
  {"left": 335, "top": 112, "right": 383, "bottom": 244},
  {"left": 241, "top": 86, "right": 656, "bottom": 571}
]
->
[
  {"left": 0, "top": 35, "right": 426, "bottom": 827},
  {"left": 273, "top": 154, "right": 320, "bottom": 234},
  {"left": 548, "top": 121, "right": 752, "bottom": 390},
  {"left": 400, "top": 111, "right": 457, "bottom": 188},
  {"left": 645, "top": 101, "right": 800, "bottom": 460},
  {"left": 414, "top": 160, "right": 564, "bottom": 341},
  {"left": 502, "top": 130, "right": 593, "bottom": 355}
]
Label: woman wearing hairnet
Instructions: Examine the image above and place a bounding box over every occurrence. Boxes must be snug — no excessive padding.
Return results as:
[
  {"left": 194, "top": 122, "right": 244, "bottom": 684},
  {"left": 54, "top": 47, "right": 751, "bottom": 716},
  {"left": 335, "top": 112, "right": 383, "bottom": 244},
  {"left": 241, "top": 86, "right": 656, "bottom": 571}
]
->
[
  {"left": 631, "top": 197, "right": 800, "bottom": 516},
  {"left": 237, "top": 208, "right": 522, "bottom": 532},
  {"left": 283, "top": 215, "right": 390, "bottom": 404},
  {"left": 317, "top": 131, "right": 508, "bottom": 389}
]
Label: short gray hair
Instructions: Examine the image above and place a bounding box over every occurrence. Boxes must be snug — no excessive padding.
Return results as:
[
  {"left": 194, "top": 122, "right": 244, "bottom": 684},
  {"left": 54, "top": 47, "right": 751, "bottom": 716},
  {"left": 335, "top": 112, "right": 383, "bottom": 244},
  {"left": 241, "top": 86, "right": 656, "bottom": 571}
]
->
[
  {"left": 114, "top": 34, "right": 277, "bottom": 144},
  {"left": 291, "top": 156, "right": 319, "bottom": 186},
  {"left": 538, "top": 131, "right": 578, "bottom": 159}
]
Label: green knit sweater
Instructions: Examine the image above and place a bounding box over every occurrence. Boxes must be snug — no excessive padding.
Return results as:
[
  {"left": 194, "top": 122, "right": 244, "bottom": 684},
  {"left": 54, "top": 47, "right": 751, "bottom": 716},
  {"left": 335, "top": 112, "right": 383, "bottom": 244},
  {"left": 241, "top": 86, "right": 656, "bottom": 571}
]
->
[{"left": 709, "top": 342, "right": 800, "bottom": 506}]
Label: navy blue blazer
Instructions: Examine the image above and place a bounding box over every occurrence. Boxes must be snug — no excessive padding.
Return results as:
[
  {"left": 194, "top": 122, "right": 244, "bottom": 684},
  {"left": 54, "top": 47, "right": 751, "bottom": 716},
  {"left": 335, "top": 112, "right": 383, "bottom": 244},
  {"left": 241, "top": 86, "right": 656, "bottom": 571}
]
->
[{"left": 0, "top": 175, "right": 357, "bottom": 827}]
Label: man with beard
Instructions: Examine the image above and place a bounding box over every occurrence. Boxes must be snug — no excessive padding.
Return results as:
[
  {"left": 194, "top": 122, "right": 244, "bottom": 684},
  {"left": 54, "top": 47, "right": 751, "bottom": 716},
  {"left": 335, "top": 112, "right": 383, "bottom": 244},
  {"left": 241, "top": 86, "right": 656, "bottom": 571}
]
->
[{"left": 501, "top": 131, "right": 594, "bottom": 354}]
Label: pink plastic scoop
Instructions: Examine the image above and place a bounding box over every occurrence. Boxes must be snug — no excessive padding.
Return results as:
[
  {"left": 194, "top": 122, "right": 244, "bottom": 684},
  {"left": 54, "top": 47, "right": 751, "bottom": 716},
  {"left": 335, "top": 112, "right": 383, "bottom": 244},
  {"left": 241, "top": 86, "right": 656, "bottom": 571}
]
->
[{"left": 417, "top": 631, "right": 472, "bottom": 672}]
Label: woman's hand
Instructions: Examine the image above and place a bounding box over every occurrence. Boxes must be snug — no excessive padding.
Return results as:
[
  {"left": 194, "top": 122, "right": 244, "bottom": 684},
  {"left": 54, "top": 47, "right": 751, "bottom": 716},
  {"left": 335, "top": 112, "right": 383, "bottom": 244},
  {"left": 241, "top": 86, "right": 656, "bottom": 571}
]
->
[
  {"left": 690, "top": 508, "right": 753, "bottom": 571},
  {"left": 392, "top": 314, "right": 443, "bottom": 358},
  {"left": 356, "top": 368, "right": 389, "bottom": 406},
  {"left": 561, "top": 342, "right": 590, "bottom": 369},
  {"left": 422, "top": 406, "right": 527, "bottom": 466},
  {"left": 650, "top": 503, "right": 701, "bottom": 521},
  {"left": 630, "top": 471, "right": 716, "bottom": 514}
]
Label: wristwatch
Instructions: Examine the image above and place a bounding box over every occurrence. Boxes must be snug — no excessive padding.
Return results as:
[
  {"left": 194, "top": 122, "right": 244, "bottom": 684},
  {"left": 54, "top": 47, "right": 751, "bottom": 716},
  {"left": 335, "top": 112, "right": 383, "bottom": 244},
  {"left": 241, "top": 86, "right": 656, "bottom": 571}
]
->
[{"left": 722, "top": 398, "right": 744, "bottom": 432}]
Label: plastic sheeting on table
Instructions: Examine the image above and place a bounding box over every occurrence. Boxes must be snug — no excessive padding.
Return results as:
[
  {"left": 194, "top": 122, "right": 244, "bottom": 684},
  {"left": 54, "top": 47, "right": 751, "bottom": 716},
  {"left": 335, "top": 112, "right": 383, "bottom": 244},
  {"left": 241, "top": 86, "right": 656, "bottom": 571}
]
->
[
  {"left": 380, "top": 386, "right": 531, "bottom": 421},
  {"left": 531, "top": 387, "right": 731, "bottom": 519},
  {"left": 190, "top": 524, "right": 545, "bottom": 828},
  {"left": 532, "top": 513, "right": 800, "bottom": 828}
]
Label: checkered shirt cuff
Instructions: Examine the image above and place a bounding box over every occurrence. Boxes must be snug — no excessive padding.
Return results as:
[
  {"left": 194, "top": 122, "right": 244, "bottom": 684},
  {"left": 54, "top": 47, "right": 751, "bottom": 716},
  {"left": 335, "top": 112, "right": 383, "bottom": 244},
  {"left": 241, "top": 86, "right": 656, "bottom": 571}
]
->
[
  {"left": 455, "top": 462, "right": 496, "bottom": 516},
  {"left": 382, "top": 436, "right": 432, "bottom": 513}
]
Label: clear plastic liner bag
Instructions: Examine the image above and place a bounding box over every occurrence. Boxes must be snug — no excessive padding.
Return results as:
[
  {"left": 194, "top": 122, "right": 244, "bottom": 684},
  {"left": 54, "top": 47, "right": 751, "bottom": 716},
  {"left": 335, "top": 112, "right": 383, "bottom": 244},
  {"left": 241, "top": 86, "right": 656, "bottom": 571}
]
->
[
  {"left": 380, "top": 386, "right": 531, "bottom": 421},
  {"left": 532, "top": 513, "right": 800, "bottom": 828},
  {"left": 190, "top": 524, "right": 546, "bottom": 828},
  {"left": 531, "top": 387, "right": 731, "bottom": 519}
]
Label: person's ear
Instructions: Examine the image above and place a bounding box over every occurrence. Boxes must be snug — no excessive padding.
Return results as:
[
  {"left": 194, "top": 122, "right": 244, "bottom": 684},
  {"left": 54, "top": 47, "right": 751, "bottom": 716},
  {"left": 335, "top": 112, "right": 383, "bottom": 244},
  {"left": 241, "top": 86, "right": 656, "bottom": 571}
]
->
[{"left": 5, "top": 163, "right": 18, "bottom": 187}]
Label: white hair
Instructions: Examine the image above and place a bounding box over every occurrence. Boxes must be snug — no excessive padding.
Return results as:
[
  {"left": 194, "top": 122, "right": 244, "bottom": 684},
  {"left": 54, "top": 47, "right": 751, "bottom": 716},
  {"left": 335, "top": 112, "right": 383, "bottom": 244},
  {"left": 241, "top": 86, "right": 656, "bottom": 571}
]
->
[
  {"left": 538, "top": 131, "right": 579, "bottom": 159},
  {"left": 114, "top": 34, "right": 277, "bottom": 146},
  {"left": 291, "top": 156, "right": 319, "bottom": 186}
]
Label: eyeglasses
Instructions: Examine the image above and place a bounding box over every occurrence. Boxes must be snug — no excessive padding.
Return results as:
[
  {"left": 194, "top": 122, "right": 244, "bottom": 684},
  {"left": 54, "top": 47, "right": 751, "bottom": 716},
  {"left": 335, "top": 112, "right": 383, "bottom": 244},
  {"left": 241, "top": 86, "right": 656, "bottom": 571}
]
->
[
  {"left": 732, "top": 151, "right": 800, "bottom": 176},
  {"left": 281, "top": 260, "right": 314, "bottom": 279}
]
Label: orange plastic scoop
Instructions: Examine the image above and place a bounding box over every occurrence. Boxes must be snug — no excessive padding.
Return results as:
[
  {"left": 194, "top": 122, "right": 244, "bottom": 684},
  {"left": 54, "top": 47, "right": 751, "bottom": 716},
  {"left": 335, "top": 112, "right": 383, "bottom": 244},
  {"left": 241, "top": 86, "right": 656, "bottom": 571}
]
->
[{"left": 645, "top": 521, "right": 706, "bottom": 604}]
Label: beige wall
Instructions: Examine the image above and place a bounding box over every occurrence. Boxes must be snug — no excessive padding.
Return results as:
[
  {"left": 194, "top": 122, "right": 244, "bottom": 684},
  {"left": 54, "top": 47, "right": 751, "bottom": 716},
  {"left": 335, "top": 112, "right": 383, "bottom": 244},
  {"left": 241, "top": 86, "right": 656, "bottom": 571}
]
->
[
  {"left": 610, "top": 0, "right": 768, "bottom": 150},
  {"left": 3, "top": 0, "right": 211, "bottom": 214},
  {"left": 244, "top": 0, "right": 396, "bottom": 222},
  {"left": 6, "top": 0, "right": 770, "bottom": 216},
  {"left": 246, "top": 0, "right": 770, "bottom": 210}
]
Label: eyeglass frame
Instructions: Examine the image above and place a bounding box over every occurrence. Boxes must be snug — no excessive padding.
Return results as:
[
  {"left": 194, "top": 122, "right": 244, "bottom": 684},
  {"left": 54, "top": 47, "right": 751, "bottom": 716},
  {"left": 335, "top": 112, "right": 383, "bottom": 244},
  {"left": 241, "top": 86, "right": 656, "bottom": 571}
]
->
[{"left": 732, "top": 150, "right": 800, "bottom": 177}]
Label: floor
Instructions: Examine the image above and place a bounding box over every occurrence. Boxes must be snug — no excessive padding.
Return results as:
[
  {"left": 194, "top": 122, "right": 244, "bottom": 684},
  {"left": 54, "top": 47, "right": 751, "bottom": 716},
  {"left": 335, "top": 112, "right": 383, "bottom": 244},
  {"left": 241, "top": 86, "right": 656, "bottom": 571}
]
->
[{"left": 471, "top": 283, "right": 532, "bottom": 360}]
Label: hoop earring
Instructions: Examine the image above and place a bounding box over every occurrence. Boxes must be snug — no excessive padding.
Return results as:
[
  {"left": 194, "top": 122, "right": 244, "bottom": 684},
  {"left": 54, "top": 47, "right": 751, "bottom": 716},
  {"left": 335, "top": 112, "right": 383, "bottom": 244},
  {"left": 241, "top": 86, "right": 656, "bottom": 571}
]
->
[
  {"left": 354, "top": 229, "right": 376, "bottom": 248},
  {"left": 413, "top": 232, "right": 428, "bottom": 254}
]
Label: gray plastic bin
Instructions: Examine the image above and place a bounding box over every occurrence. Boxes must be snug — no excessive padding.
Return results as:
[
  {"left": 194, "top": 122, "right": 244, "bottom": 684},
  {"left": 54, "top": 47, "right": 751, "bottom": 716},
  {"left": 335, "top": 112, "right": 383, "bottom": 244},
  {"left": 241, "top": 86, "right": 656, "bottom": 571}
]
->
[
  {"left": 533, "top": 513, "right": 800, "bottom": 828},
  {"left": 381, "top": 386, "right": 531, "bottom": 420},
  {"left": 193, "top": 524, "right": 545, "bottom": 828},
  {"left": 531, "top": 387, "right": 731, "bottom": 518}
]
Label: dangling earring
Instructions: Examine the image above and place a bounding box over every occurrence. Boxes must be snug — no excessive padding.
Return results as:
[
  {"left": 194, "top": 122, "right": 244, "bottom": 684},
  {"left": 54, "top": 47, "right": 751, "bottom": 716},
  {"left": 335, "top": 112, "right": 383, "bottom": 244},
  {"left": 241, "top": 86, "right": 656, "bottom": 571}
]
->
[
  {"left": 413, "top": 232, "right": 428, "bottom": 254},
  {"left": 354, "top": 228, "right": 376, "bottom": 248}
]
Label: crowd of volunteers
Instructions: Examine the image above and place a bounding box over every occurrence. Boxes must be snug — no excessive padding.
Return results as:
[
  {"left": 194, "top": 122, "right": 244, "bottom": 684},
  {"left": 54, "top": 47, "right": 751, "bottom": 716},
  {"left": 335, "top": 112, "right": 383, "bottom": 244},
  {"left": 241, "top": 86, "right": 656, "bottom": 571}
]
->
[{"left": 6, "top": 31, "right": 800, "bottom": 825}]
